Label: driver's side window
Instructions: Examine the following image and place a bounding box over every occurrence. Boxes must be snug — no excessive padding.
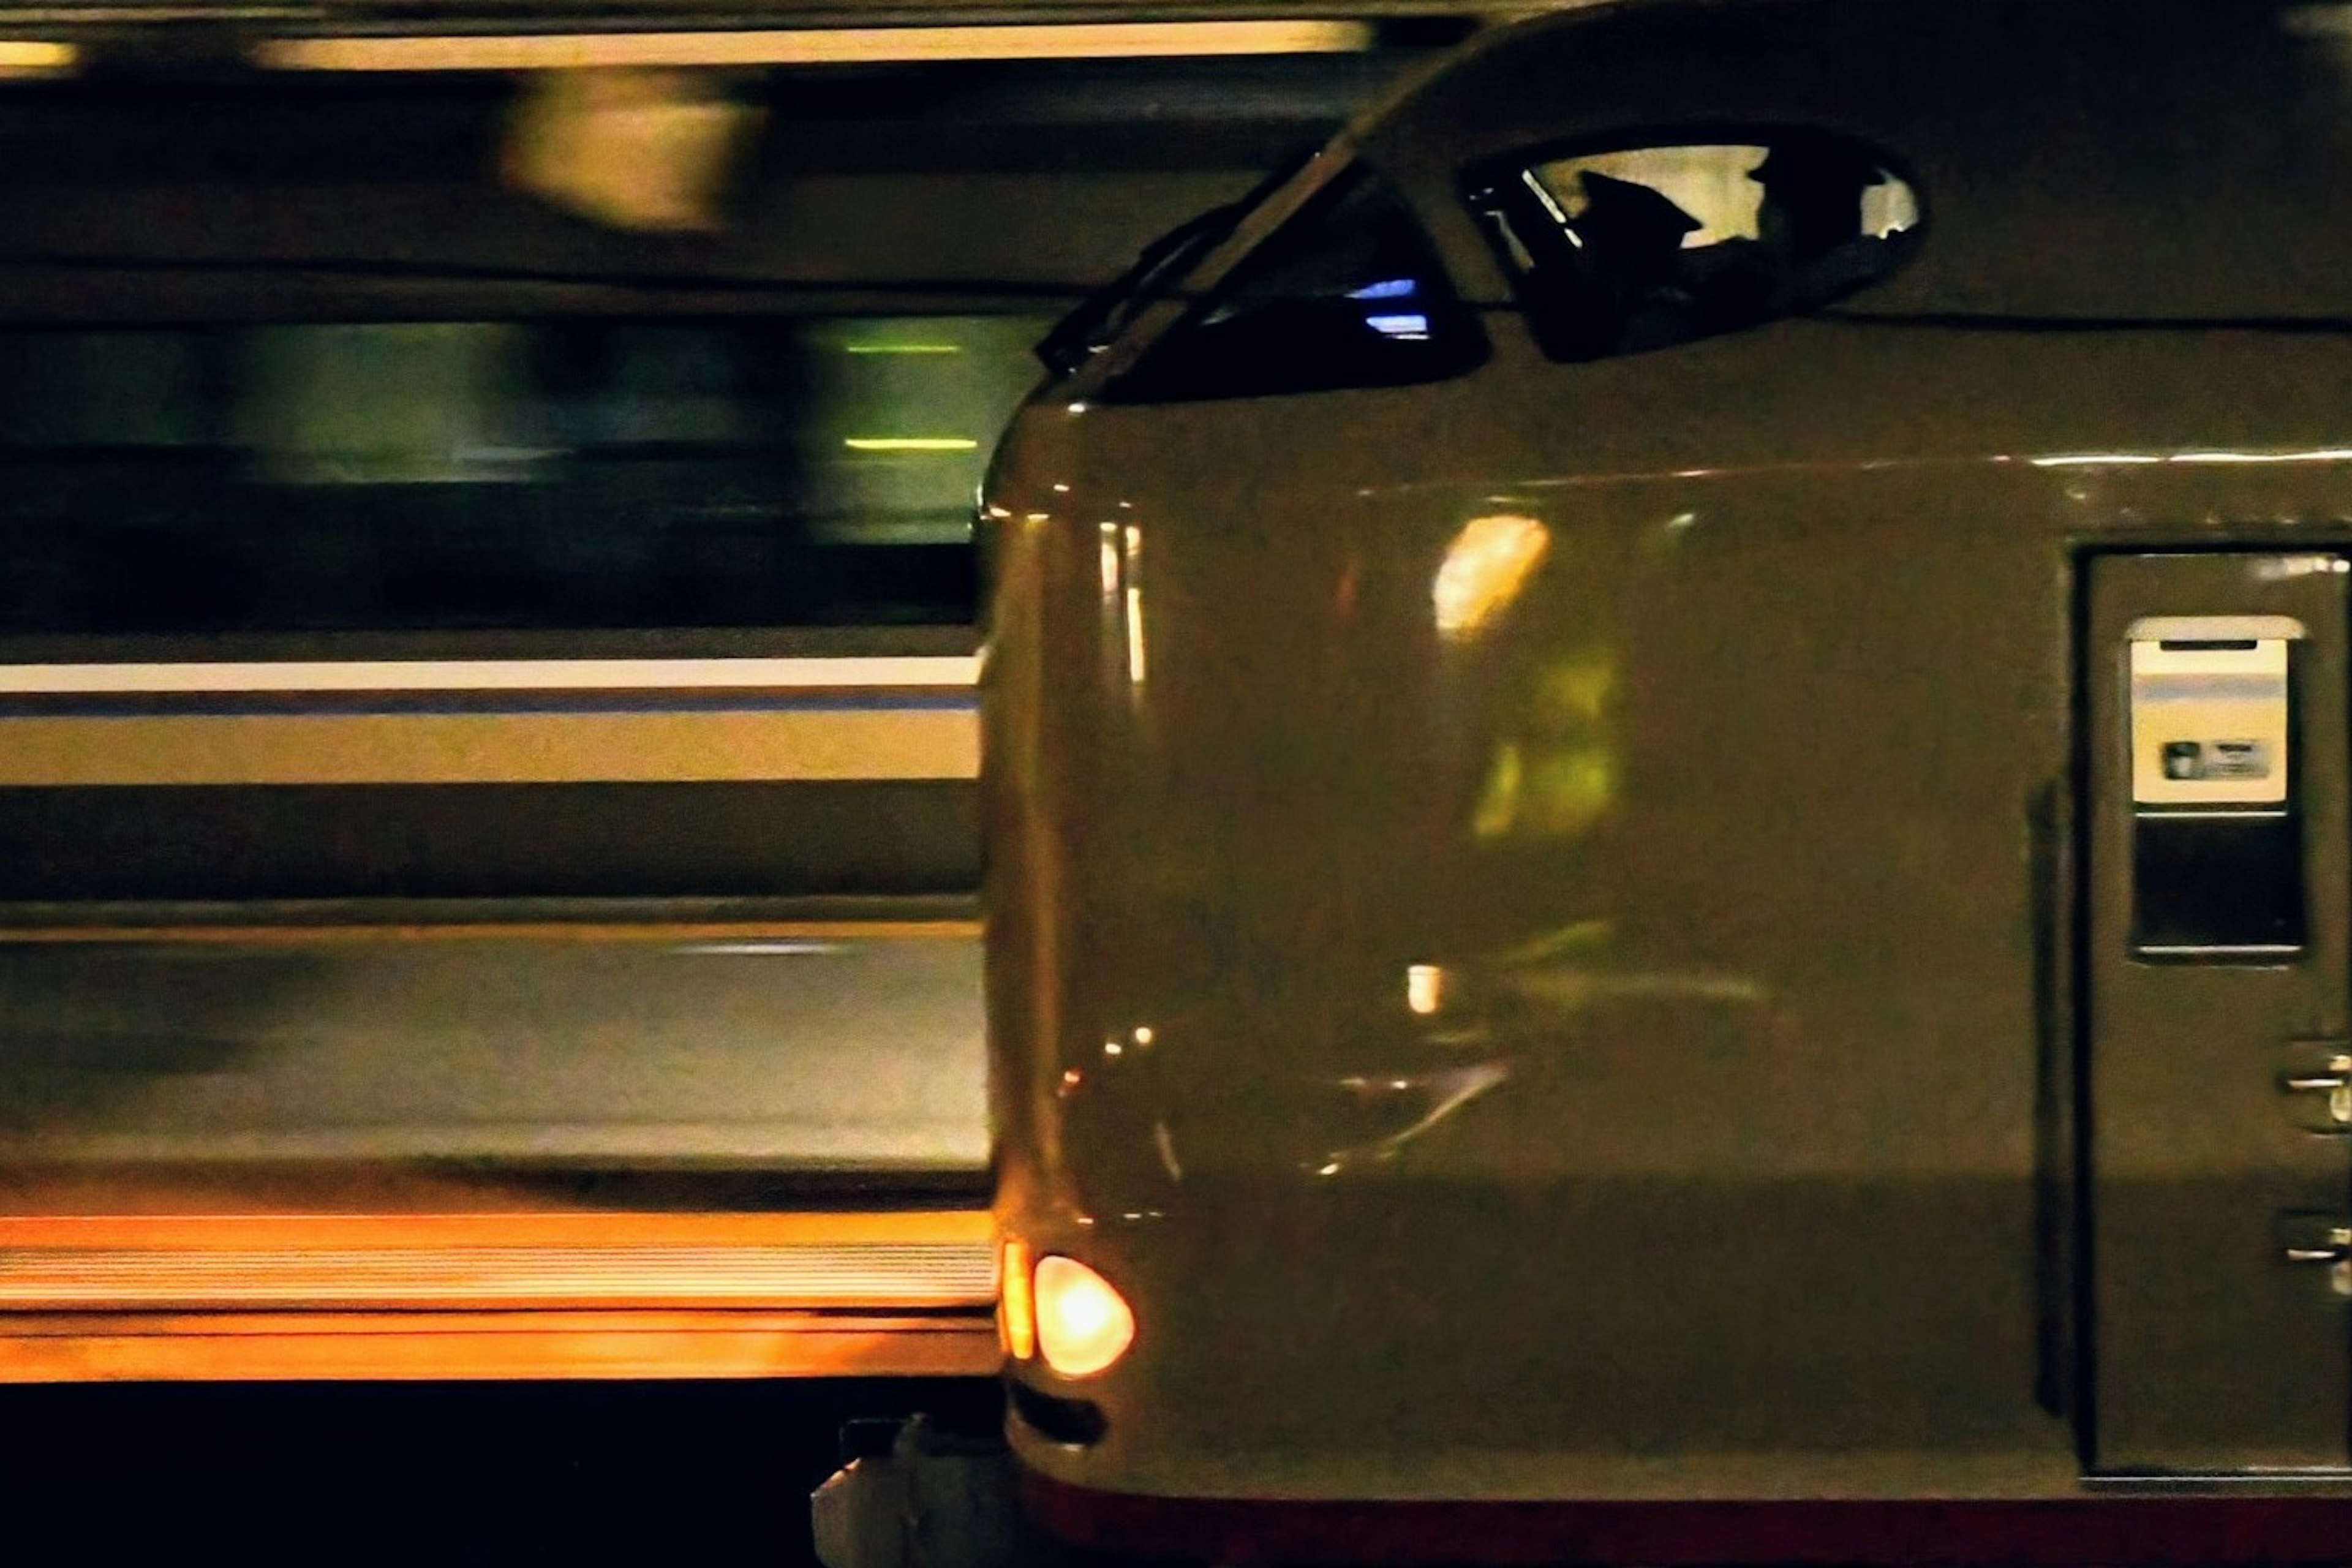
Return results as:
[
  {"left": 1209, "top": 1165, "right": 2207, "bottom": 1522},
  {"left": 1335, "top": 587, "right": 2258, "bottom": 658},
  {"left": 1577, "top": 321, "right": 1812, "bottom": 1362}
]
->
[
  {"left": 1107, "top": 170, "right": 1486, "bottom": 404},
  {"left": 1466, "top": 133, "right": 1922, "bottom": 363}
]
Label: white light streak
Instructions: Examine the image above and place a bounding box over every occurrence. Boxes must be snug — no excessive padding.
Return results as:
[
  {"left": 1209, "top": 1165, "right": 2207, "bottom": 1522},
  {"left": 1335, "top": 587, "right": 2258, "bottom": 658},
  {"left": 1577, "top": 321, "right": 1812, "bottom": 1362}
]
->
[
  {"left": 2031, "top": 448, "right": 2352, "bottom": 469},
  {"left": 0, "top": 657, "right": 979, "bottom": 695}
]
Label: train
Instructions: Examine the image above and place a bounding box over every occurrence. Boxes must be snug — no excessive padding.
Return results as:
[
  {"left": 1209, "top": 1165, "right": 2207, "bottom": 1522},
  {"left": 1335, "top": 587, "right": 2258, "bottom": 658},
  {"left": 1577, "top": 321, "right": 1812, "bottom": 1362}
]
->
[{"left": 964, "top": 0, "right": 2352, "bottom": 1559}]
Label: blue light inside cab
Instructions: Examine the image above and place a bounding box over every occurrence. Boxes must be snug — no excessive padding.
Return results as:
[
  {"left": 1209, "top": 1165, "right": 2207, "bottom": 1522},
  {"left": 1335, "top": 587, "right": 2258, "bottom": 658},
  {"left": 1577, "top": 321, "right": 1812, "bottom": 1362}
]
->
[
  {"left": 1347, "top": 278, "right": 1419, "bottom": 301},
  {"left": 1366, "top": 312, "right": 1431, "bottom": 340}
]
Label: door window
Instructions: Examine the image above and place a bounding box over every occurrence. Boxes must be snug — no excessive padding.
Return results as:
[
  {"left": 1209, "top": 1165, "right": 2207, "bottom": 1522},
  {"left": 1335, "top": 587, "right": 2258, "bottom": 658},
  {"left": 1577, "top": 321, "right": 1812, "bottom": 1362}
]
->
[{"left": 1465, "top": 133, "right": 1922, "bottom": 361}]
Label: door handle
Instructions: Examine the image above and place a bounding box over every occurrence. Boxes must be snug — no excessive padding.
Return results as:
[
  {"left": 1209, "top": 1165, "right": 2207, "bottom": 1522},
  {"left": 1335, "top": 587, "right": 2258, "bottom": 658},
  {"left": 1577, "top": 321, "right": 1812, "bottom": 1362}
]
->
[
  {"left": 2280, "top": 1046, "right": 2352, "bottom": 1129},
  {"left": 2277, "top": 1217, "right": 2352, "bottom": 1296}
]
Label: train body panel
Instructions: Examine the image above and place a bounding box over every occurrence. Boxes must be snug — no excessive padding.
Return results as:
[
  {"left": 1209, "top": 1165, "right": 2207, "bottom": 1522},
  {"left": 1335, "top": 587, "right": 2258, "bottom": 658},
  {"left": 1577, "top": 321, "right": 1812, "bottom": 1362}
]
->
[{"left": 982, "top": 0, "right": 2352, "bottom": 1534}]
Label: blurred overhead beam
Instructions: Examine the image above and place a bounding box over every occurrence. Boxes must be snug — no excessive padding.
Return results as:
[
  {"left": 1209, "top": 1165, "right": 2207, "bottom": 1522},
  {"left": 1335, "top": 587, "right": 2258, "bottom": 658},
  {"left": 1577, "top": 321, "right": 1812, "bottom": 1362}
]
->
[
  {"left": 0, "top": 0, "right": 1536, "bottom": 24},
  {"left": 0, "top": 1, "right": 1545, "bottom": 72},
  {"left": 258, "top": 19, "right": 1376, "bottom": 66}
]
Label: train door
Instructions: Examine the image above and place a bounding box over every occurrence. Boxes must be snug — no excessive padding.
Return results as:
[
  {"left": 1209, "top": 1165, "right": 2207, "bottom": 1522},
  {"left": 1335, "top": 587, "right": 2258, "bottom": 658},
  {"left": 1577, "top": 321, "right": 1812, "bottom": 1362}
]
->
[{"left": 2088, "top": 549, "right": 2352, "bottom": 1473}]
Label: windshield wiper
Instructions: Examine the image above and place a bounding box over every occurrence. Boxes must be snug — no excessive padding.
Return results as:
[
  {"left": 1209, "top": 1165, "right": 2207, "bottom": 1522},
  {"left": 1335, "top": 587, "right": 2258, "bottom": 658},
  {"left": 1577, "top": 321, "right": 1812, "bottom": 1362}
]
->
[
  {"left": 1033, "top": 146, "right": 1321, "bottom": 375},
  {"left": 1033, "top": 200, "right": 1241, "bottom": 375}
]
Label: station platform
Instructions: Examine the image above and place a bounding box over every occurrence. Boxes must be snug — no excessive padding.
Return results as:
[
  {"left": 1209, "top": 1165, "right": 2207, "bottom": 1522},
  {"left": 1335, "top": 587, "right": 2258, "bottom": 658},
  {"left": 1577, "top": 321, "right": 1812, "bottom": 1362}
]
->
[
  {"left": 0, "top": 1200, "right": 996, "bottom": 1381},
  {"left": 0, "top": 909, "right": 998, "bottom": 1381}
]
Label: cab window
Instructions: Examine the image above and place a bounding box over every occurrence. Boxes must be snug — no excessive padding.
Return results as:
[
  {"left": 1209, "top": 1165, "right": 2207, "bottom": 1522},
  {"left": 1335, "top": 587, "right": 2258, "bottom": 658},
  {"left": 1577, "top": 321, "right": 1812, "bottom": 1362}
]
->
[
  {"left": 1108, "top": 170, "right": 1485, "bottom": 403},
  {"left": 1466, "top": 134, "right": 1921, "bottom": 362}
]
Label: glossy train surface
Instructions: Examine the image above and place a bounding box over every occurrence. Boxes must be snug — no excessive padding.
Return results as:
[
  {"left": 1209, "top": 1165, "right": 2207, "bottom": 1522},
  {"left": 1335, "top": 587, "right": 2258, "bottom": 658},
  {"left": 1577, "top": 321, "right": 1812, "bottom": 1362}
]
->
[{"left": 983, "top": 0, "right": 2352, "bottom": 1553}]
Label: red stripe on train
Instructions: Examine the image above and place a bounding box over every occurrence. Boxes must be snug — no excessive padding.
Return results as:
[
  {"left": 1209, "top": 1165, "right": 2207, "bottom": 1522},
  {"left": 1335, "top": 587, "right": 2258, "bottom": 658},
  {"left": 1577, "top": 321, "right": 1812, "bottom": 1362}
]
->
[{"left": 1023, "top": 1474, "right": 2352, "bottom": 1566}]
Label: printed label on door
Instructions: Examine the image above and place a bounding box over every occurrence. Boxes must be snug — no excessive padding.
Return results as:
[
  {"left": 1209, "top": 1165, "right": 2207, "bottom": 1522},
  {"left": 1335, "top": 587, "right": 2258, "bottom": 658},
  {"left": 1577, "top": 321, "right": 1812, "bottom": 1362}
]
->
[{"left": 2160, "top": 739, "right": 2272, "bottom": 783}]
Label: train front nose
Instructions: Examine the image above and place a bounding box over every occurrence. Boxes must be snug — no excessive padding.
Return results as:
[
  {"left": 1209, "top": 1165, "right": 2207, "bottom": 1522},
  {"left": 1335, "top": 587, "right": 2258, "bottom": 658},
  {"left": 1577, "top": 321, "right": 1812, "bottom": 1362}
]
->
[
  {"left": 979, "top": 385, "right": 1531, "bottom": 1461},
  {"left": 981, "top": 368, "right": 1799, "bottom": 1498}
]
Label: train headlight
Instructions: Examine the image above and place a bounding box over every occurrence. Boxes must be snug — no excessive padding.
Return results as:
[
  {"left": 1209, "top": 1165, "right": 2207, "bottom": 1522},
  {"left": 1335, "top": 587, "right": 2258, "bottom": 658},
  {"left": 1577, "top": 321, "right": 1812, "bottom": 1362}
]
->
[{"left": 1033, "top": 1255, "right": 1134, "bottom": 1378}]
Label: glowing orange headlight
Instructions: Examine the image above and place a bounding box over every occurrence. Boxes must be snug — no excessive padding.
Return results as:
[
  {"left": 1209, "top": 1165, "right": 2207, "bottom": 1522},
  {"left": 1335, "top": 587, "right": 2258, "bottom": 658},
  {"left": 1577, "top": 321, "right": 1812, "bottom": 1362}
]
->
[{"left": 1033, "top": 1254, "right": 1135, "bottom": 1378}]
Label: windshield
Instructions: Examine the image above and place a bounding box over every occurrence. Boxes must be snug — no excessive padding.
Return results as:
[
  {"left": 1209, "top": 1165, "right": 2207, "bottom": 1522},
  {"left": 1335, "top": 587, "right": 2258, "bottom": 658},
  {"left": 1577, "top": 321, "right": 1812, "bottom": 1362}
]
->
[{"left": 1035, "top": 148, "right": 1321, "bottom": 375}]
